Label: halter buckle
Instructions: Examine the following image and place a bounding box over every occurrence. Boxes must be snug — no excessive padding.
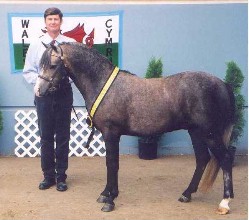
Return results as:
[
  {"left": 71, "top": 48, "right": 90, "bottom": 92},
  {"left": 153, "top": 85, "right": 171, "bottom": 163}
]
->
[{"left": 86, "top": 115, "right": 93, "bottom": 128}]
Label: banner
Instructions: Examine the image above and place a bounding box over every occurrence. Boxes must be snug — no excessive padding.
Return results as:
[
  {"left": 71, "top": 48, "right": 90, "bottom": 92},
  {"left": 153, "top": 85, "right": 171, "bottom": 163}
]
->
[{"left": 8, "top": 11, "right": 122, "bottom": 73}]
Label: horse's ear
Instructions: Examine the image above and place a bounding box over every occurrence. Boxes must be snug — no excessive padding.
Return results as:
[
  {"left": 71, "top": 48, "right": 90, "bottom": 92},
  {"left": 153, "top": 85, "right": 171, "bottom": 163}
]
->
[
  {"left": 41, "top": 41, "right": 49, "bottom": 48},
  {"left": 50, "top": 43, "right": 57, "bottom": 52}
]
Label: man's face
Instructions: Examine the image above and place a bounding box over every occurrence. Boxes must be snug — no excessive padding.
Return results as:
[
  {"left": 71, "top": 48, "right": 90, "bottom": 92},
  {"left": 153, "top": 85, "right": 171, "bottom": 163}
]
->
[{"left": 45, "top": 14, "right": 62, "bottom": 34}]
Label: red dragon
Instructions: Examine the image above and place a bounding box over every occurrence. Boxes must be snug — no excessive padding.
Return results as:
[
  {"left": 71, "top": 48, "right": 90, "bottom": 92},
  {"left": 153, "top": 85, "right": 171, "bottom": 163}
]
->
[{"left": 41, "top": 23, "right": 94, "bottom": 47}]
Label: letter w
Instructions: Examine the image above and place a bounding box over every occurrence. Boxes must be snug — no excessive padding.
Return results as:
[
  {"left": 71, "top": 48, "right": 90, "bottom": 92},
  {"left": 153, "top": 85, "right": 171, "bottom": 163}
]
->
[{"left": 21, "top": 20, "right": 30, "bottom": 28}]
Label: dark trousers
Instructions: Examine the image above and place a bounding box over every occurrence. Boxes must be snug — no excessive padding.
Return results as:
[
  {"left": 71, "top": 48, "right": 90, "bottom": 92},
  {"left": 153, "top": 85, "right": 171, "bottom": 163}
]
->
[{"left": 35, "top": 85, "right": 73, "bottom": 182}]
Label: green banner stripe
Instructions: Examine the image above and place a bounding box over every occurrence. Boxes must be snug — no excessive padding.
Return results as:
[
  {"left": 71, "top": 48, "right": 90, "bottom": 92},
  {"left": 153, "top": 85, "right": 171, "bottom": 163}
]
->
[{"left": 13, "top": 43, "right": 119, "bottom": 71}]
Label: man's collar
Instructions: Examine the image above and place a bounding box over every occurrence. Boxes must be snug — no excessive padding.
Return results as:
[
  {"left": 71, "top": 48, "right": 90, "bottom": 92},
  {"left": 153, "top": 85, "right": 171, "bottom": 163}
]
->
[{"left": 43, "top": 32, "right": 61, "bottom": 44}]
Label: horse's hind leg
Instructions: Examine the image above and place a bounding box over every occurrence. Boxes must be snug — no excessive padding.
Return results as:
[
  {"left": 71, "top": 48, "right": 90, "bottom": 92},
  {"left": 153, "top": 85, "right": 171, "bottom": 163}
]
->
[
  {"left": 179, "top": 129, "right": 210, "bottom": 202},
  {"left": 209, "top": 143, "right": 234, "bottom": 214}
]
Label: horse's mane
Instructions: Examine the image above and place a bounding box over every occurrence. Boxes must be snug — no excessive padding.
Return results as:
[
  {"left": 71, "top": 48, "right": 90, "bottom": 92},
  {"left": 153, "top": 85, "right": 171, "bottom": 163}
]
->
[
  {"left": 122, "top": 69, "right": 137, "bottom": 76},
  {"left": 40, "top": 47, "right": 53, "bottom": 70},
  {"left": 39, "top": 42, "right": 113, "bottom": 72},
  {"left": 40, "top": 43, "right": 137, "bottom": 77},
  {"left": 61, "top": 42, "right": 113, "bottom": 66}
]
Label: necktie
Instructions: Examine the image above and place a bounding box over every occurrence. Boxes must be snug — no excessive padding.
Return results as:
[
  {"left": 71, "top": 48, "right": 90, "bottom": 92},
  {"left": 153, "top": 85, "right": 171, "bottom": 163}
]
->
[{"left": 50, "top": 40, "right": 56, "bottom": 46}]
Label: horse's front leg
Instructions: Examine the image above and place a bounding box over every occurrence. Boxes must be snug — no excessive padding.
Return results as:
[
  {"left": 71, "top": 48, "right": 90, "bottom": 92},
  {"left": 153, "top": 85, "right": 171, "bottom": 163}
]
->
[{"left": 97, "top": 133, "right": 120, "bottom": 212}]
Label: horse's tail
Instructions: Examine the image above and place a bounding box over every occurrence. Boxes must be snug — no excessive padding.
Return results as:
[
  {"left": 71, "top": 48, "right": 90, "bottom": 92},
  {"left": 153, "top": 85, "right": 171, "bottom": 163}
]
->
[
  {"left": 199, "top": 83, "right": 235, "bottom": 192},
  {"left": 199, "top": 124, "right": 234, "bottom": 192},
  {"left": 225, "top": 83, "right": 236, "bottom": 127},
  {"left": 199, "top": 155, "right": 220, "bottom": 192},
  {"left": 222, "top": 83, "right": 236, "bottom": 148}
]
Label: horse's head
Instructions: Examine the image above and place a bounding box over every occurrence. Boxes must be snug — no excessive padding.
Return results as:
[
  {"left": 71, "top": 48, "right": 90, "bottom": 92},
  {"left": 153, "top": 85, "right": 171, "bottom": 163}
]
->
[{"left": 36, "top": 44, "right": 70, "bottom": 96}]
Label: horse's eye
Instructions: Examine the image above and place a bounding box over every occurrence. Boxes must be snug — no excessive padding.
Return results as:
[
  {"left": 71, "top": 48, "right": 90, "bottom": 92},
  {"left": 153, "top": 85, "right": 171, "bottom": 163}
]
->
[{"left": 50, "top": 65, "right": 57, "bottom": 70}]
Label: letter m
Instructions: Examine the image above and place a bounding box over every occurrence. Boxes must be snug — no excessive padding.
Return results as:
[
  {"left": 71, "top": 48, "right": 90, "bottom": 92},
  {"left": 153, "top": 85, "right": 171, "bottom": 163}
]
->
[{"left": 105, "top": 38, "right": 112, "bottom": 45}]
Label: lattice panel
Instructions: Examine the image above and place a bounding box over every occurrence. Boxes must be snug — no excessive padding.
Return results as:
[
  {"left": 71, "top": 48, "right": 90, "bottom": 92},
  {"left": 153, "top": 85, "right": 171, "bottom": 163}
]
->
[{"left": 14, "top": 109, "right": 106, "bottom": 157}]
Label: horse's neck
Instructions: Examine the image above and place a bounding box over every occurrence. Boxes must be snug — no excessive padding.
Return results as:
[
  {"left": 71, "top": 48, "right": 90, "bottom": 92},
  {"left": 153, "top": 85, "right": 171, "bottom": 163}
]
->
[
  {"left": 73, "top": 66, "right": 112, "bottom": 112},
  {"left": 65, "top": 44, "right": 113, "bottom": 111}
]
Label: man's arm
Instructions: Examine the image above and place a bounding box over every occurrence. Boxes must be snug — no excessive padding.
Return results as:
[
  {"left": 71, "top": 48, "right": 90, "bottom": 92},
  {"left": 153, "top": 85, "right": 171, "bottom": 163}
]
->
[{"left": 23, "top": 43, "right": 39, "bottom": 85}]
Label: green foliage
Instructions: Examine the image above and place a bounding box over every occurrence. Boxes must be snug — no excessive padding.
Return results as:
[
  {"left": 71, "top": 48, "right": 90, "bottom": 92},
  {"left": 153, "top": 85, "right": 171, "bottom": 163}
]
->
[
  {"left": 145, "top": 57, "right": 163, "bottom": 79},
  {"left": 224, "top": 61, "right": 246, "bottom": 145}
]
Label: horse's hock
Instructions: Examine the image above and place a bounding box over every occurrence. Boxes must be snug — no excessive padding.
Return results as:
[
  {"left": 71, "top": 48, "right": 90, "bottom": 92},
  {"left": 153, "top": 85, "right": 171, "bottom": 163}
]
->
[{"left": 14, "top": 109, "right": 106, "bottom": 157}]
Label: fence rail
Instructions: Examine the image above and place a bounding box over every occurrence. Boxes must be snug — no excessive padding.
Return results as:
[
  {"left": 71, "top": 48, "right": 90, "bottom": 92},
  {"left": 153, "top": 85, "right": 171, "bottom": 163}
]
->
[{"left": 14, "top": 109, "right": 106, "bottom": 157}]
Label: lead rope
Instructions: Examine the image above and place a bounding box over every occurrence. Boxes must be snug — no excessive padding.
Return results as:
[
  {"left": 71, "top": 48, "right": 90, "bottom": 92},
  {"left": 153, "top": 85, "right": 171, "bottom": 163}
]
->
[
  {"left": 71, "top": 105, "right": 93, "bottom": 149},
  {"left": 85, "top": 127, "right": 95, "bottom": 148},
  {"left": 72, "top": 105, "right": 79, "bottom": 121}
]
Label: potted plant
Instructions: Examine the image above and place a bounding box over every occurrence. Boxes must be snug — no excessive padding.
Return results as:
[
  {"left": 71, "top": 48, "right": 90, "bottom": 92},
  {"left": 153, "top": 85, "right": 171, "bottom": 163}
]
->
[
  {"left": 138, "top": 57, "right": 163, "bottom": 160},
  {"left": 224, "top": 61, "right": 246, "bottom": 165}
]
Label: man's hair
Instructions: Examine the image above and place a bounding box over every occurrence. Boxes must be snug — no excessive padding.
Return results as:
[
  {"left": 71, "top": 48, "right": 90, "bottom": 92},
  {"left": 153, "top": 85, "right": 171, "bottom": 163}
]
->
[{"left": 44, "top": 7, "right": 63, "bottom": 20}]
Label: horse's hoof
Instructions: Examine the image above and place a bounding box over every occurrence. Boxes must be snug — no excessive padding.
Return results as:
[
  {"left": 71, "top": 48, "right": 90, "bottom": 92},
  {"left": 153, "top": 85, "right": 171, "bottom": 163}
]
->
[
  {"left": 97, "top": 195, "right": 108, "bottom": 203},
  {"left": 178, "top": 195, "right": 191, "bottom": 203},
  {"left": 101, "top": 203, "right": 115, "bottom": 212},
  {"left": 216, "top": 207, "right": 230, "bottom": 215}
]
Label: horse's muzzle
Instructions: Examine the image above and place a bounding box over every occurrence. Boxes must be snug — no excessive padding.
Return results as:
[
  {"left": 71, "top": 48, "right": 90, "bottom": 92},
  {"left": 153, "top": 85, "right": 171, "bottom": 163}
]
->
[{"left": 35, "top": 77, "right": 51, "bottom": 97}]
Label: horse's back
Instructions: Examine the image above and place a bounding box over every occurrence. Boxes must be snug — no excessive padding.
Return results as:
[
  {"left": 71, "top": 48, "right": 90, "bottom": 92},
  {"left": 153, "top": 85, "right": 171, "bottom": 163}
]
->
[{"left": 99, "top": 70, "right": 234, "bottom": 136}]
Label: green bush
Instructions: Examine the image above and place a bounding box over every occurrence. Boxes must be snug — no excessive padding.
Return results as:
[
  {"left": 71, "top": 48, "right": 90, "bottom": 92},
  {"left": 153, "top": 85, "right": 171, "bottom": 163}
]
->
[
  {"left": 145, "top": 57, "right": 163, "bottom": 79},
  {"left": 224, "top": 61, "right": 246, "bottom": 145}
]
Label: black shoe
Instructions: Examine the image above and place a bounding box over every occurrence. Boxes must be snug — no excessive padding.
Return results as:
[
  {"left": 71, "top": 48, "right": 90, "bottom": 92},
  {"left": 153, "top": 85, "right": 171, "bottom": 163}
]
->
[
  {"left": 39, "top": 178, "right": 56, "bottom": 190},
  {"left": 56, "top": 181, "right": 68, "bottom": 192}
]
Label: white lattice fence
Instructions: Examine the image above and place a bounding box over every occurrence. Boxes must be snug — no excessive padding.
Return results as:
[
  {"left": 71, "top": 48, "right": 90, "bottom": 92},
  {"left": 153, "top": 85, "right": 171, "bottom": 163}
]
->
[{"left": 14, "top": 109, "right": 106, "bottom": 157}]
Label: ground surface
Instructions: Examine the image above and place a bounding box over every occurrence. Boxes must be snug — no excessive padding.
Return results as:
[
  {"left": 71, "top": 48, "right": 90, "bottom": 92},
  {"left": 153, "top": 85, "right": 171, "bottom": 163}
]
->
[{"left": 0, "top": 155, "right": 247, "bottom": 220}]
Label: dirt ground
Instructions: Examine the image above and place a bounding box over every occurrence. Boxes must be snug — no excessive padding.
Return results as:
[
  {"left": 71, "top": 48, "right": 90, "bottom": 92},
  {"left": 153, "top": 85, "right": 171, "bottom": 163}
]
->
[{"left": 0, "top": 155, "right": 247, "bottom": 220}]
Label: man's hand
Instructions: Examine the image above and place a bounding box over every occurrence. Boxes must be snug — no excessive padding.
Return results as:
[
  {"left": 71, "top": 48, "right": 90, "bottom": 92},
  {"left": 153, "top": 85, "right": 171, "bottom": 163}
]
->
[{"left": 34, "top": 83, "right": 40, "bottom": 96}]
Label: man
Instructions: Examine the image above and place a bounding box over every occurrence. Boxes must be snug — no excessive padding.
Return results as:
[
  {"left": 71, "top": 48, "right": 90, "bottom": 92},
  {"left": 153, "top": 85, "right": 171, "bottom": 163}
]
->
[{"left": 23, "top": 7, "right": 76, "bottom": 191}]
